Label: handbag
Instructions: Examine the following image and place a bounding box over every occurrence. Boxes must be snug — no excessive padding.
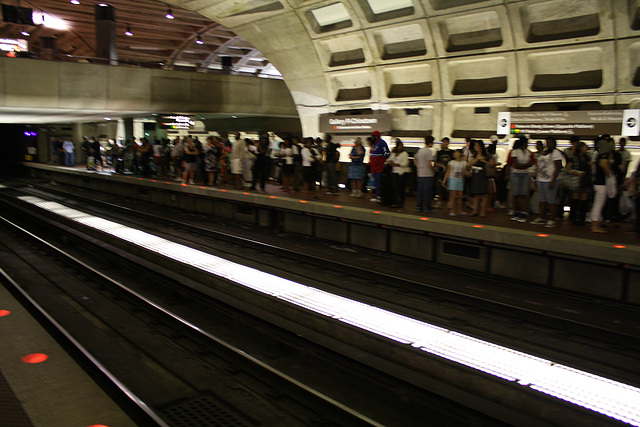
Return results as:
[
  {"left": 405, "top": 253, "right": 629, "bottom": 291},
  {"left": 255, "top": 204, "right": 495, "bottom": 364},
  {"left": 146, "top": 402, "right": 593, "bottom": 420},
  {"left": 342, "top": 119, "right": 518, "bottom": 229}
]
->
[{"left": 484, "top": 163, "right": 496, "bottom": 178}]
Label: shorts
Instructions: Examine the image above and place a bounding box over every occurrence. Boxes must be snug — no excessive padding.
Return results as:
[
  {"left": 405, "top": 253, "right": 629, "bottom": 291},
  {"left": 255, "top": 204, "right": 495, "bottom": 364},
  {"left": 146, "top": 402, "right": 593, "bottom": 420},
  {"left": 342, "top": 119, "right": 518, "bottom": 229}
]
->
[
  {"left": 302, "top": 166, "right": 314, "bottom": 184},
  {"left": 448, "top": 177, "right": 464, "bottom": 192},
  {"left": 348, "top": 163, "right": 365, "bottom": 180},
  {"left": 510, "top": 172, "right": 529, "bottom": 197},
  {"left": 537, "top": 181, "right": 559, "bottom": 204},
  {"left": 183, "top": 161, "right": 196, "bottom": 172},
  {"left": 282, "top": 164, "right": 294, "bottom": 175}
]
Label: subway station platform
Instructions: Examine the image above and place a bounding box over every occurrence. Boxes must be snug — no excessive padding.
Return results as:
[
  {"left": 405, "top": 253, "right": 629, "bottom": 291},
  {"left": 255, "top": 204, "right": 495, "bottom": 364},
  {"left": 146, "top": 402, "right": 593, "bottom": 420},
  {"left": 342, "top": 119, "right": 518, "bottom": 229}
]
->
[
  {"left": 0, "top": 273, "right": 136, "bottom": 427},
  {"left": 23, "top": 163, "right": 640, "bottom": 305}
]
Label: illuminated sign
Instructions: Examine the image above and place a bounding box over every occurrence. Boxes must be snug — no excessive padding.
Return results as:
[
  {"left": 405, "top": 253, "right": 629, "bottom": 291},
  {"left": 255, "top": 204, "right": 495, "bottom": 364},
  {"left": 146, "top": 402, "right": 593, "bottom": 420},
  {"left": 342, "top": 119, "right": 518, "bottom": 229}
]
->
[
  {"left": 319, "top": 113, "right": 391, "bottom": 133},
  {"left": 0, "top": 38, "right": 27, "bottom": 52},
  {"left": 159, "top": 115, "right": 195, "bottom": 130},
  {"left": 497, "top": 110, "right": 638, "bottom": 137}
]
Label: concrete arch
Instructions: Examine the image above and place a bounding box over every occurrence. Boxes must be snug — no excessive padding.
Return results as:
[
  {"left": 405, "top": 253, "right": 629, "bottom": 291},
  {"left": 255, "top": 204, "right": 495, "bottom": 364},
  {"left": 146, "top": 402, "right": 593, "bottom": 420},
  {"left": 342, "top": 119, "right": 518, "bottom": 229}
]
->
[{"left": 169, "top": 0, "right": 640, "bottom": 138}]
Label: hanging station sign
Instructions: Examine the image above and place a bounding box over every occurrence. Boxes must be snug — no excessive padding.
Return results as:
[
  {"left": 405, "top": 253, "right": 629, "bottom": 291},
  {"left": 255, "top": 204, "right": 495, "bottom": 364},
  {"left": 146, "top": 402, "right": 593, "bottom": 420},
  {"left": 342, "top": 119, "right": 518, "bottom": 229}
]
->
[
  {"left": 319, "top": 113, "right": 391, "bottom": 134},
  {"left": 159, "top": 115, "right": 195, "bottom": 130},
  {"left": 497, "top": 110, "right": 640, "bottom": 137}
]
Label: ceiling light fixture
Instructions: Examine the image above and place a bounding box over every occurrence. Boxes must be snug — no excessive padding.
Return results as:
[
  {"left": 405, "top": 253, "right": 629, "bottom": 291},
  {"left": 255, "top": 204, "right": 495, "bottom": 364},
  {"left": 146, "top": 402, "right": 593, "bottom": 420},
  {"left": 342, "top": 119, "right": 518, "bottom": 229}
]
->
[
  {"left": 165, "top": 8, "right": 174, "bottom": 19},
  {"left": 21, "top": 27, "right": 30, "bottom": 37},
  {"left": 196, "top": 34, "right": 203, "bottom": 45},
  {"left": 125, "top": 25, "right": 133, "bottom": 36},
  {"left": 70, "top": 0, "right": 80, "bottom": 4}
]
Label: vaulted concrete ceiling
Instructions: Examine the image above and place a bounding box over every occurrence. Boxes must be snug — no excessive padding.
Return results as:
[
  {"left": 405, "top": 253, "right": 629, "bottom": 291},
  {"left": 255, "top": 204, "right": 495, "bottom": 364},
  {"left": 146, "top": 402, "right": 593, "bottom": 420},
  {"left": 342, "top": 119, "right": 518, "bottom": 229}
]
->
[
  {"left": 0, "top": 0, "right": 280, "bottom": 77},
  {"left": 165, "top": 0, "right": 640, "bottom": 137}
]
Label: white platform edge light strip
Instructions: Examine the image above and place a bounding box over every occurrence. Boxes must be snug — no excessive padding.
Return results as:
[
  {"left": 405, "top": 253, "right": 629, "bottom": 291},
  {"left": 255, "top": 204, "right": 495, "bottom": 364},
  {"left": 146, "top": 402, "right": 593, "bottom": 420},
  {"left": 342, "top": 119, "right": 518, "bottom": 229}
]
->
[{"left": 19, "top": 196, "right": 640, "bottom": 426}]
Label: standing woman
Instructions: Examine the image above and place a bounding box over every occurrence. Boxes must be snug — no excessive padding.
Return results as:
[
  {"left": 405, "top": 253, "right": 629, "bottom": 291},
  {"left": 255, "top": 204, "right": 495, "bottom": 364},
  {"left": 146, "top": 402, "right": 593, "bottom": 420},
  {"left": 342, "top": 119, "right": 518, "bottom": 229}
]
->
[
  {"left": 468, "top": 140, "right": 492, "bottom": 217},
  {"left": 182, "top": 136, "right": 198, "bottom": 184},
  {"left": 443, "top": 149, "right": 468, "bottom": 216},
  {"left": 565, "top": 141, "right": 591, "bottom": 225},
  {"left": 591, "top": 138, "right": 615, "bottom": 233},
  {"left": 278, "top": 138, "right": 296, "bottom": 193},
  {"left": 386, "top": 139, "right": 410, "bottom": 208},
  {"left": 204, "top": 136, "right": 220, "bottom": 186},
  {"left": 348, "top": 137, "right": 366, "bottom": 197}
]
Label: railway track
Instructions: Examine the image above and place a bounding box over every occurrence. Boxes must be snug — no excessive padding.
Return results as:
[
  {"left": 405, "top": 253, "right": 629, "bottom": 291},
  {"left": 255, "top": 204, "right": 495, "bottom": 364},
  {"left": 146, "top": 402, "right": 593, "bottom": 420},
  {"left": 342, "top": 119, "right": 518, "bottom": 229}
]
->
[
  {"left": 0, "top": 182, "right": 638, "bottom": 426},
  {"left": 0, "top": 191, "right": 504, "bottom": 426}
]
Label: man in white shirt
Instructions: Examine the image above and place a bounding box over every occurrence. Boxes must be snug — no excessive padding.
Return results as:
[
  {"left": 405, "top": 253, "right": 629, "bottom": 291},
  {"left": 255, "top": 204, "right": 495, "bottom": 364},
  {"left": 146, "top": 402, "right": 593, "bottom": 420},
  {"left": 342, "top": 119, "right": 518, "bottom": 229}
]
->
[
  {"left": 414, "top": 136, "right": 435, "bottom": 212},
  {"left": 62, "top": 138, "right": 75, "bottom": 166},
  {"left": 531, "top": 137, "right": 563, "bottom": 227},
  {"left": 618, "top": 137, "right": 632, "bottom": 178}
]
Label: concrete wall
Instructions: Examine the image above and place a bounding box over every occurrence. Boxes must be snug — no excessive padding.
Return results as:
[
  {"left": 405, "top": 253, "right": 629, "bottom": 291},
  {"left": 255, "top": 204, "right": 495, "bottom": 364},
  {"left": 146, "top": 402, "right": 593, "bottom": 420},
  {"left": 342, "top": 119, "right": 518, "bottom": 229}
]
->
[{"left": 0, "top": 57, "right": 297, "bottom": 119}]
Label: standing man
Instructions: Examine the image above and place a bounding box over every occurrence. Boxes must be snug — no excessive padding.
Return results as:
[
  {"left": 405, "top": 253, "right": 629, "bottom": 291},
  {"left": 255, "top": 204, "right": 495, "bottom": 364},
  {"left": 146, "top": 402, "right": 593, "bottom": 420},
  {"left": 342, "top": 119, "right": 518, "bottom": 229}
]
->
[
  {"left": 618, "top": 137, "right": 632, "bottom": 179},
  {"left": 414, "top": 136, "right": 436, "bottom": 212},
  {"left": 62, "top": 138, "right": 75, "bottom": 166},
  {"left": 530, "top": 137, "right": 563, "bottom": 228},
  {"left": 368, "top": 130, "right": 390, "bottom": 202},
  {"left": 323, "top": 134, "right": 341, "bottom": 195}
]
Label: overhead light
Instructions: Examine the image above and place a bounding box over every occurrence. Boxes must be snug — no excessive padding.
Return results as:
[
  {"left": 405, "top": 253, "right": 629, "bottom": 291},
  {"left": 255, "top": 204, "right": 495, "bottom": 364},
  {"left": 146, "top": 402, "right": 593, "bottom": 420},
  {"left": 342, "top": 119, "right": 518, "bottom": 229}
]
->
[
  {"left": 104, "top": 117, "right": 111, "bottom": 121},
  {"left": 165, "top": 8, "right": 174, "bottom": 19},
  {"left": 125, "top": 25, "right": 133, "bottom": 36},
  {"left": 196, "top": 34, "right": 203, "bottom": 45},
  {"left": 21, "top": 28, "right": 30, "bottom": 37},
  {"left": 70, "top": 0, "right": 80, "bottom": 4}
]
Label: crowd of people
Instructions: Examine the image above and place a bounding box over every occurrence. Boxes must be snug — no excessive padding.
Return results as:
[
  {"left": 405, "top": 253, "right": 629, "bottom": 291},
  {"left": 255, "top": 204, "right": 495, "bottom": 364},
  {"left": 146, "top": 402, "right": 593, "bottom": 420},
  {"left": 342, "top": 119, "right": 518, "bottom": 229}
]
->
[{"left": 52, "top": 130, "right": 640, "bottom": 235}]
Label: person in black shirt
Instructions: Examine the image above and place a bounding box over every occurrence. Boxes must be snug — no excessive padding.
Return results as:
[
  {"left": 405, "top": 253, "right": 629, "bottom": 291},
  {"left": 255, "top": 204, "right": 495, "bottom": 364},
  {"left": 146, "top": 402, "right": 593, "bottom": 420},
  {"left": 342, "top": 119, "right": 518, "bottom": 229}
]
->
[
  {"left": 323, "top": 134, "right": 341, "bottom": 195},
  {"left": 434, "top": 137, "right": 454, "bottom": 208}
]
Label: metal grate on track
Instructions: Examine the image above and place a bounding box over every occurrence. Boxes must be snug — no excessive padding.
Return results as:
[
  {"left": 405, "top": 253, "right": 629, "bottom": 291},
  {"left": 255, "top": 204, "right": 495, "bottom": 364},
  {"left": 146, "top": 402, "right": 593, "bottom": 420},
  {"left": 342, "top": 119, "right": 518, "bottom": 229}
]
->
[{"left": 159, "top": 395, "right": 250, "bottom": 427}]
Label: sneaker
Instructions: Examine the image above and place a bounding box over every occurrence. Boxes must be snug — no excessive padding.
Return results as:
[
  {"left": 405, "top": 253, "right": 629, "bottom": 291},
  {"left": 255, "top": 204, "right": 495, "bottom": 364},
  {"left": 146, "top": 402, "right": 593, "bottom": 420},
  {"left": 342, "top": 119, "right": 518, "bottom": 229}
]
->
[
  {"left": 544, "top": 220, "right": 556, "bottom": 228},
  {"left": 531, "top": 218, "right": 546, "bottom": 225},
  {"left": 507, "top": 209, "right": 515, "bottom": 216},
  {"left": 188, "top": 180, "right": 195, "bottom": 185},
  {"left": 370, "top": 197, "right": 379, "bottom": 202},
  {"left": 510, "top": 215, "right": 520, "bottom": 221},
  {"left": 350, "top": 190, "right": 356, "bottom": 197},
  {"left": 517, "top": 216, "right": 527, "bottom": 223},
  {"left": 449, "top": 212, "right": 457, "bottom": 217}
]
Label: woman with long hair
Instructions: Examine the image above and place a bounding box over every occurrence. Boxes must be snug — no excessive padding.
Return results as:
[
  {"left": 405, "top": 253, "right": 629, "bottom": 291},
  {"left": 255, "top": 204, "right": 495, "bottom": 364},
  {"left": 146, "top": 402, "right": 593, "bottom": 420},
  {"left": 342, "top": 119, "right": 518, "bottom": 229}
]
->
[{"left": 468, "top": 139, "right": 493, "bottom": 217}]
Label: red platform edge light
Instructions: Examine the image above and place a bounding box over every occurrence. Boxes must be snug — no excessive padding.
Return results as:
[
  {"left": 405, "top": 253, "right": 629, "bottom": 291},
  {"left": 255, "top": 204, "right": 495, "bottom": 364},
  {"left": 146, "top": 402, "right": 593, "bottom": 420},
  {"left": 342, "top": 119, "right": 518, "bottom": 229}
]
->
[
  {"left": 0, "top": 309, "right": 10, "bottom": 317},
  {"left": 613, "top": 245, "right": 626, "bottom": 249},
  {"left": 537, "top": 234, "right": 549, "bottom": 237},
  {"left": 473, "top": 225, "right": 484, "bottom": 228},
  {"left": 200, "top": 187, "right": 206, "bottom": 190},
  {"left": 151, "top": 180, "right": 157, "bottom": 182},
  {"left": 243, "top": 192, "right": 250, "bottom": 195},
  {"left": 333, "top": 205, "right": 342, "bottom": 208},
  {"left": 220, "top": 189, "right": 227, "bottom": 192},
  {"left": 420, "top": 217, "right": 430, "bottom": 220},
  {"left": 269, "top": 196, "right": 277, "bottom": 199},
  {"left": 87, "top": 425, "right": 110, "bottom": 427},
  {"left": 21, "top": 353, "right": 48, "bottom": 364},
  {"left": 299, "top": 200, "right": 308, "bottom": 203},
  {"left": 165, "top": 182, "right": 171, "bottom": 184},
  {"left": 373, "top": 211, "right": 381, "bottom": 214}
]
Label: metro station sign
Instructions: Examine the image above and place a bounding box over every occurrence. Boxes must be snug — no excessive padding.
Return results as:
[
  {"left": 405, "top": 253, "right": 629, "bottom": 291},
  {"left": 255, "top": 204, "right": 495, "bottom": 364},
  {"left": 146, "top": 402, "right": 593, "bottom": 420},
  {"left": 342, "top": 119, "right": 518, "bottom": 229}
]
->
[
  {"left": 319, "top": 113, "right": 391, "bottom": 134},
  {"left": 497, "top": 110, "right": 640, "bottom": 137},
  {"left": 159, "top": 115, "right": 195, "bottom": 130}
]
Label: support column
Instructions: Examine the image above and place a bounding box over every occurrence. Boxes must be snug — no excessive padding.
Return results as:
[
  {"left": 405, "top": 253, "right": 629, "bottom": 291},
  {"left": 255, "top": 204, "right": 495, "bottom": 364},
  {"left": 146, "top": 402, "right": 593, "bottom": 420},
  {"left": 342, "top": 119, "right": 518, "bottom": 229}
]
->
[
  {"left": 122, "top": 117, "right": 134, "bottom": 143},
  {"left": 95, "top": 4, "right": 118, "bottom": 65},
  {"left": 73, "top": 123, "right": 85, "bottom": 163}
]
